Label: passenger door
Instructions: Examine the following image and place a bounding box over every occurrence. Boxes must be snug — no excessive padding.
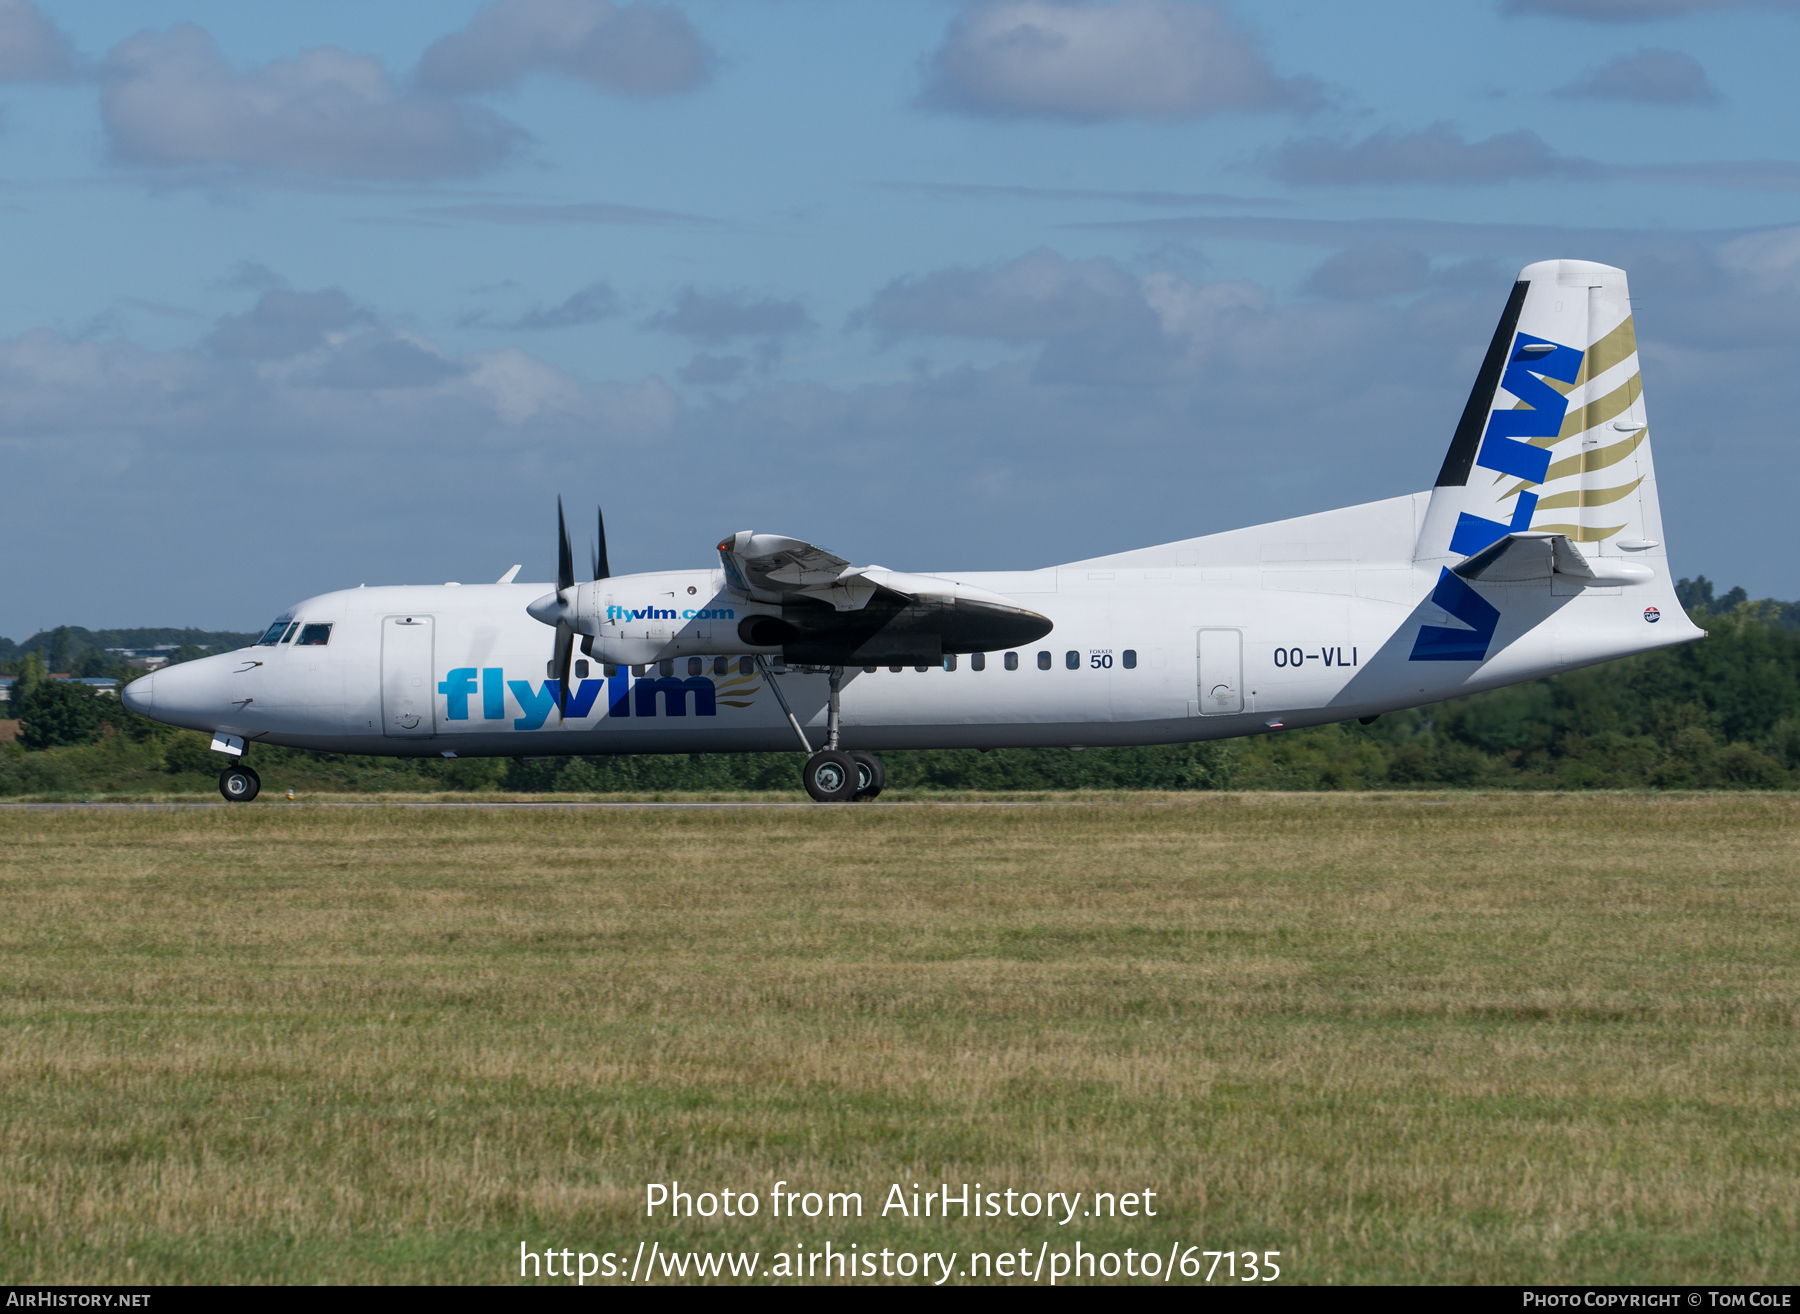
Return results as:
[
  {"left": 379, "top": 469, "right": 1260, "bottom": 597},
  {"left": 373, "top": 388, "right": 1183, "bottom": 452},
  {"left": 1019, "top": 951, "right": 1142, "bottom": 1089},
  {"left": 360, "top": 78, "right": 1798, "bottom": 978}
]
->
[
  {"left": 1196, "top": 628, "right": 1244, "bottom": 715},
  {"left": 382, "top": 615, "right": 435, "bottom": 737}
]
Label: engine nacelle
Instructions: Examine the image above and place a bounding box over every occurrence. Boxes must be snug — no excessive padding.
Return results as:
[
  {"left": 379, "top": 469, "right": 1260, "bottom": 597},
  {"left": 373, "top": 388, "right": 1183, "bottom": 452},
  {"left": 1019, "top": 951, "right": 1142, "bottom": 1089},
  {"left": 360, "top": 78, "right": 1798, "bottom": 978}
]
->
[
  {"left": 568, "top": 570, "right": 780, "bottom": 666},
  {"left": 543, "top": 567, "right": 1052, "bottom": 668}
]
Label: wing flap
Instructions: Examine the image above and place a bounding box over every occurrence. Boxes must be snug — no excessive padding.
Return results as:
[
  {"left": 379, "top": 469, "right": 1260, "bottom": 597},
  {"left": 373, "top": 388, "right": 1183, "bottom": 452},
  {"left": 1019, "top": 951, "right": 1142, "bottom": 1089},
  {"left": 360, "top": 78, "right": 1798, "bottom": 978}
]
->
[{"left": 717, "top": 531, "right": 905, "bottom": 610}]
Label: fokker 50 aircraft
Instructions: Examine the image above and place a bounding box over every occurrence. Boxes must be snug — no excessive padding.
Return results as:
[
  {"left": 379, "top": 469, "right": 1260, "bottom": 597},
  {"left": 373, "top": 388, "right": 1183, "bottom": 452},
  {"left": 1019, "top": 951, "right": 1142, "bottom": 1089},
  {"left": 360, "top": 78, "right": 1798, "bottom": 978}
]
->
[{"left": 126, "top": 260, "right": 1702, "bottom": 802}]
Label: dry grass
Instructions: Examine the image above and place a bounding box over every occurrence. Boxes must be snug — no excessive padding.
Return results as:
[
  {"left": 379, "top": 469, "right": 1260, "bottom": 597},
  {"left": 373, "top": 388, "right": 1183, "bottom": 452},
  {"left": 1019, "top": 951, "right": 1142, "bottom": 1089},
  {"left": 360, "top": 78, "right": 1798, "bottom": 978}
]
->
[{"left": 0, "top": 793, "right": 1796, "bottom": 1284}]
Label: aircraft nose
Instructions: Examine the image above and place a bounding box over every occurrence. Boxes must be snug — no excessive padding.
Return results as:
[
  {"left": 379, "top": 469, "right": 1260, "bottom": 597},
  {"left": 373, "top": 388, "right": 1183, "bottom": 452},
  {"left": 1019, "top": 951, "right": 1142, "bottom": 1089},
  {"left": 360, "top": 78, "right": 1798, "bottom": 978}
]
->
[
  {"left": 122, "top": 672, "right": 154, "bottom": 715},
  {"left": 133, "top": 654, "right": 237, "bottom": 731}
]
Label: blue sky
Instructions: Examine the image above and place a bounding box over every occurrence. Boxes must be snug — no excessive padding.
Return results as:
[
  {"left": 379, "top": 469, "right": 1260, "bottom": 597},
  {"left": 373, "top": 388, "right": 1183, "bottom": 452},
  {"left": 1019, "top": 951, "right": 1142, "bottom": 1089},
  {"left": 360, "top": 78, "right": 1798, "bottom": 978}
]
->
[{"left": 2, "top": 0, "right": 1796, "bottom": 638}]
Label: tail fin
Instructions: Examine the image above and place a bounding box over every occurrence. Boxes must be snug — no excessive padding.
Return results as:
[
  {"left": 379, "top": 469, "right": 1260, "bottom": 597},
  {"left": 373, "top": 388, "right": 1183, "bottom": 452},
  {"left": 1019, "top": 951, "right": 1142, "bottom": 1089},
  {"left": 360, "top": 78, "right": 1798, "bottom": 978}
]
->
[{"left": 1418, "top": 260, "right": 1664, "bottom": 567}]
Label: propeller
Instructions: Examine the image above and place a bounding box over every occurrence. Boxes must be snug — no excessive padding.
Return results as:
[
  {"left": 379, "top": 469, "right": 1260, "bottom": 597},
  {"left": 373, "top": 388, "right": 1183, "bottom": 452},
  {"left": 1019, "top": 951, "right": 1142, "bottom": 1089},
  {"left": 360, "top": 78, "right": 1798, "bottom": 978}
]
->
[
  {"left": 551, "top": 497, "right": 577, "bottom": 715},
  {"left": 591, "top": 505, "right": 610, "bottom": 584},
  {"left": 581, "top": 506, "right": 609, "bottom": 660}
]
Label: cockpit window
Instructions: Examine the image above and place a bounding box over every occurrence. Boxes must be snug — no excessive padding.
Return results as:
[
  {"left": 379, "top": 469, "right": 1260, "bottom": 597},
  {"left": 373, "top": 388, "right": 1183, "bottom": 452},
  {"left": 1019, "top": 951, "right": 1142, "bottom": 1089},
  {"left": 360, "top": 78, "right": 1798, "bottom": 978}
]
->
[
  {"left": 281, "top": 622, "right": 300, "bottom": 643},
  {"left": 296, "top": 623, "right": 333, "bottom": 646},
  {"left": 258, "top": 621, "right": 291, "bottom": 645}
]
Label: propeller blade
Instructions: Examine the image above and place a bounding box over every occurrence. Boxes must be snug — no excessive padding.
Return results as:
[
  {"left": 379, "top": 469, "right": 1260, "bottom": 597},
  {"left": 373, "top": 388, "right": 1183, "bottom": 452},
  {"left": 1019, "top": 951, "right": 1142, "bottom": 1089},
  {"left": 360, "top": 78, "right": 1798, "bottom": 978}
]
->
[
  {"left": 556, "top": 496, "right": 575, "bottom": 594},
  {"left": 553, "top": 621, "right": 575, "bottom": 716},
  {"left": 592, "top": 505, "right": 610, "bottom": 581},
  {"left": 550, "top": 497, "right": 577, "bottom": 714}
]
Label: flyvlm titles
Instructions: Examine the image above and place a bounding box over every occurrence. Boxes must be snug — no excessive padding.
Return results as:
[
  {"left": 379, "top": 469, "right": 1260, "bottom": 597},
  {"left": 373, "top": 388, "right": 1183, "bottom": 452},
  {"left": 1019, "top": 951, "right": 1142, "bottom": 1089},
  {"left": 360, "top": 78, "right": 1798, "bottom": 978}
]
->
[
  {"left": 438, "top": 667, "right": 723, "bottom": 730},
  {"left": 606, "top": 605, "right": 736, "bottom": 621}
]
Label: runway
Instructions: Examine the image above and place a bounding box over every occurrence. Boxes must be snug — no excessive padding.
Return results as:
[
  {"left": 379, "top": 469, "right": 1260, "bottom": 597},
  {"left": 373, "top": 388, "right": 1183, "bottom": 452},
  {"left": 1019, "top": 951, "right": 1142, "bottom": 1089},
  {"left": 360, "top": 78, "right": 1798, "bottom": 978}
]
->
[{"left": 0, "top": 799, "right": 1063, "bottom": 811}]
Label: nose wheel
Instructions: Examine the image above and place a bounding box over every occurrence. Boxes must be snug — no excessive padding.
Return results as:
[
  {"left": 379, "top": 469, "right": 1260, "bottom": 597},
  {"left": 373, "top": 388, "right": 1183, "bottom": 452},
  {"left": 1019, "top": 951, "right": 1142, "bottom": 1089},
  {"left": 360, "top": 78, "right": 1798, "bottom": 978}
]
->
[{"left": 219, "top": 763, "right": 261, "bottom": 803}]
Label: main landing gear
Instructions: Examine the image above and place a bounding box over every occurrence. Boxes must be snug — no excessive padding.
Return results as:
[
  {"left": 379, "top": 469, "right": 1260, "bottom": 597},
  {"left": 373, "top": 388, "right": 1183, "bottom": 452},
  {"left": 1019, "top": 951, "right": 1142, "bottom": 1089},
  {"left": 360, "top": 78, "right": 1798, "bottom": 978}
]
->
[
  {"left": 219, "top": 762, "right": 261, "bottom": 803},
  {"left": 801, "top": 749, "right": 884, "bottom": 802},
  {"left": 761, "top": 659, "right": 885, "bottom": 803}
]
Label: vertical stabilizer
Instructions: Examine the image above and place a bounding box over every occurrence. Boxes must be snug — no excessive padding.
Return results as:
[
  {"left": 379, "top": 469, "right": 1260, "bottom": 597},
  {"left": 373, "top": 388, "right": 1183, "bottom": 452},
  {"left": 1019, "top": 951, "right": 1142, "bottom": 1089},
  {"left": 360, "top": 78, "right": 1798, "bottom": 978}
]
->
[{"left": 1418, "top": 261, "right": 1664, "bottom": 568}]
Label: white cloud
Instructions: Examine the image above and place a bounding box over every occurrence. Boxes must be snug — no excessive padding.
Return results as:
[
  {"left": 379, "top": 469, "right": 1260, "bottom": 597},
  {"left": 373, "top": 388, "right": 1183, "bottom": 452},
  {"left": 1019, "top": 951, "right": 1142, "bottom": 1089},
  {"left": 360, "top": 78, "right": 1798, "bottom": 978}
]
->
[
  {"left": 1552, "top": 47, "right": 1719, "bottom": 103},
  {"left": 1301, "top": 243, "right": 1431, "bottom": 299},
  {"left": 856, "top": 249, "right": 1149, "bottom": 342},
  {"left": 644, "top": 290, "right": 814, "bottom": 342},
  {"left": 1717, "top": 225, "right": 1800, "bottom": 291},
  {"left": 100, "top": 25, "right": 521, "bottom": 180},
  {"left": 918, "top": 0, "right": 1317, "bottom": 121},
  {"left": 1272, "top": 122, "right": 1586, "bottom": 185},
  {"left": 1504, "top": 0, "right": 1800, "bottom": 19},
  {"left": 416, "top": 0, "right": 713, "bottom": 97},
  {"left": 205, "top": 290, "right": 363, "bottom": 360},
  {"left": 0, "top": 0, "right": 74, "bottom": 81}
]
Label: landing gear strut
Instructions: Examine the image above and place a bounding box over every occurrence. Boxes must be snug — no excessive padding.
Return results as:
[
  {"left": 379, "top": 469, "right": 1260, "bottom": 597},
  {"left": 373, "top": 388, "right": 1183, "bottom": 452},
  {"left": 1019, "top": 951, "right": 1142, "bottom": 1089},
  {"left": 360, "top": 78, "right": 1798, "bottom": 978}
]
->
[
  {"left": 765, "top": 661, "right": 885, "bottom": 803},
  {"left": 219, "top": 762, "right": 261, "bottom": 803}
]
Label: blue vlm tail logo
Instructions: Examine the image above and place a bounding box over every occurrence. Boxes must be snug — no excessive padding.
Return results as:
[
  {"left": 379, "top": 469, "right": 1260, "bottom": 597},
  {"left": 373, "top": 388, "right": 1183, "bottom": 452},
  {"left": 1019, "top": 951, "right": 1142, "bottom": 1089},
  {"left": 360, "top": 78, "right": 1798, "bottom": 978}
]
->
[
  {"left": 1450, "top": 332, "right": 1585, "bottom": 559},
  {"left": 438, "top": 668, "right": 719, "bottom": 730},
  {"left": 1410, "top": 569, "right": 1500, "bottom": 662}
]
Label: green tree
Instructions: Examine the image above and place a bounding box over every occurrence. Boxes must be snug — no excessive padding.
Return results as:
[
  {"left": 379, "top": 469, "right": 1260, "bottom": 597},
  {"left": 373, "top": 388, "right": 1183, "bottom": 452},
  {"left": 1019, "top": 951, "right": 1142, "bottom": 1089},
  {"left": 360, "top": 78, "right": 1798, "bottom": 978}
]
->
[
  {"left": 161, "top": 732, "right": 218, "bottom": 776},
  {"left": 47, "top": 626, "right": 71, "bottom": 673},
  {"left": 17, "top": 676, "right": 104, "bottom": 749}
]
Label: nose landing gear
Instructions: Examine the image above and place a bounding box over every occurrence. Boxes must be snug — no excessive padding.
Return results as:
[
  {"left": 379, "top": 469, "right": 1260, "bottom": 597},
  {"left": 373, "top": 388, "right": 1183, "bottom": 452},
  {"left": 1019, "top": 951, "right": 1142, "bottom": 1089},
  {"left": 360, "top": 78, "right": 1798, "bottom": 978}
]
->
[{"left": 219, "top": 762, "right": 261, "bottom": 803}]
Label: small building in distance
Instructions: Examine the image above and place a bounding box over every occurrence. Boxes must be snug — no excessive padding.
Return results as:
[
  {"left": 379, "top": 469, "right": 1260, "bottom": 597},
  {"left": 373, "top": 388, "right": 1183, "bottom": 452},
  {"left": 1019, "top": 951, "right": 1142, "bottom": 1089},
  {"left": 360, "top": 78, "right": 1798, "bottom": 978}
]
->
[
  {"left": 107, "top": 644, "right": 181, "bottom": 671},
  {"left": 1, "top": 676, "right": 120, "bottom": 700}
]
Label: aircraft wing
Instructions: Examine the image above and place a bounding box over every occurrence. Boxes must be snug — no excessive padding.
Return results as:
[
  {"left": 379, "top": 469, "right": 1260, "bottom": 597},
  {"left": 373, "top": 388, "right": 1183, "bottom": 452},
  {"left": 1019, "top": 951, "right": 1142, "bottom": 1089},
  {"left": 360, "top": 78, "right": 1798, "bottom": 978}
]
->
[{"left": 716, "top": 531, "right": 900, "bottom": 611}]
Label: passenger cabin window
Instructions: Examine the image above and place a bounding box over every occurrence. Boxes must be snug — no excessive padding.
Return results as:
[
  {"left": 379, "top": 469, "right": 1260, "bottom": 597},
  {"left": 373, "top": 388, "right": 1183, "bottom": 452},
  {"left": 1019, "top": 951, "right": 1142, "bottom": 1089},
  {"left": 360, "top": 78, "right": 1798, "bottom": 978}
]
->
[
  {"left": 258, "top": 621, "right": 291, "bottom": 646},
  {"left": 971, "top": 653, "right": 986, "bottom": 671},
  {"left": 1004, "top": 652, "right": 1018, "bottom": 671},
  {"left": 943, "top": 655, "right": 957, "bottom": 671},
  {"left": 575, "top": 660, "right": 590, "bottom": 679},
  {"left": 688, "top": 657, "right": 704, "bottom": 676},
  {"left": 739, "top": 657, "right": 753, "bottom": 676},
  {"left": 1037, "top": 651, "right": 1052, "bottom": 670},
  {"left": 1123, "top": 649, "right": 1137, "bottom": 669},
  {"left": 296, "top": 623, "right": 333, "bottom": 646},
  {"left": 1065, "top": 650, "right": 1079, "bottom": 670},
  {"left": 716, "top": 657, "right": 732, "bottom": 676}
]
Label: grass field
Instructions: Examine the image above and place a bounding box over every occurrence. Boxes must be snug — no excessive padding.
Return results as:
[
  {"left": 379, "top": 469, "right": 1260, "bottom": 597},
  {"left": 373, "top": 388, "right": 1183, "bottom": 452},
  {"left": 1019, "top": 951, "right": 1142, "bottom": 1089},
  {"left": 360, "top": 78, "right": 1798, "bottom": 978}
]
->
[{"left": 1, "top": 793, "right": 1796, "bottom": 1285}]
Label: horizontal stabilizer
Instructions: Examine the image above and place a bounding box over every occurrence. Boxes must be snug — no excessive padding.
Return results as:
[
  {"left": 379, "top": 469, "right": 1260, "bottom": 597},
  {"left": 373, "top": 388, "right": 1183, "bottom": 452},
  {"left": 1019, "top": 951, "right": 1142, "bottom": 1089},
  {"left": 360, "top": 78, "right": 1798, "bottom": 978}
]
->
[{"left": 1453, "top": 532, "right": 1652, "bottom": 585}]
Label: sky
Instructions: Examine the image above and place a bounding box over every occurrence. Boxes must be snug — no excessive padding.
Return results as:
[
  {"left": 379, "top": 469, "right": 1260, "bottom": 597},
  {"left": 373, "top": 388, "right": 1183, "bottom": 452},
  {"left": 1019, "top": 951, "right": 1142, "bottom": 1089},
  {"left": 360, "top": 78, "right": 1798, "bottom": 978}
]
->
[{"left": 2, "top": 0, "right": 1797, "bottom": 639}]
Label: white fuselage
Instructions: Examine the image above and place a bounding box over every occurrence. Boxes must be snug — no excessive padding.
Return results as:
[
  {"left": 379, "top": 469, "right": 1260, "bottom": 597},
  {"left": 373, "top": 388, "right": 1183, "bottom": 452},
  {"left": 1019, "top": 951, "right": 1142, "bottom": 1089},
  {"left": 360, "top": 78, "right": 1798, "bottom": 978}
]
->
[{"left": 127, "top": 492, "right": 1701, "bottom": 758}]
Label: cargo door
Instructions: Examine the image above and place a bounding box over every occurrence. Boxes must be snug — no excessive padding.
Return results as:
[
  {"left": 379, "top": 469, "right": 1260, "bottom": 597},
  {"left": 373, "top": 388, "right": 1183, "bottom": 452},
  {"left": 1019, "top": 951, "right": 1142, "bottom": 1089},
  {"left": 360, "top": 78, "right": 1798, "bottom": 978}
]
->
[
  {"left": 382, "top": 615, "right": 435, "bottom": 737},
  {"left": 1196, "top": 628, "right": 1243, "bottom": 715}
]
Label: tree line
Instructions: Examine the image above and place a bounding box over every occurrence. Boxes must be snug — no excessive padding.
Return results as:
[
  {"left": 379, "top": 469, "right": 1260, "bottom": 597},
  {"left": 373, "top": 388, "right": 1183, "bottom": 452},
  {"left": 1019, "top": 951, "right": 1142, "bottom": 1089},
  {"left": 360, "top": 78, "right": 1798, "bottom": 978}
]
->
[{"left": 2, "top": 577, "right": 1796, "bottom": 794}]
